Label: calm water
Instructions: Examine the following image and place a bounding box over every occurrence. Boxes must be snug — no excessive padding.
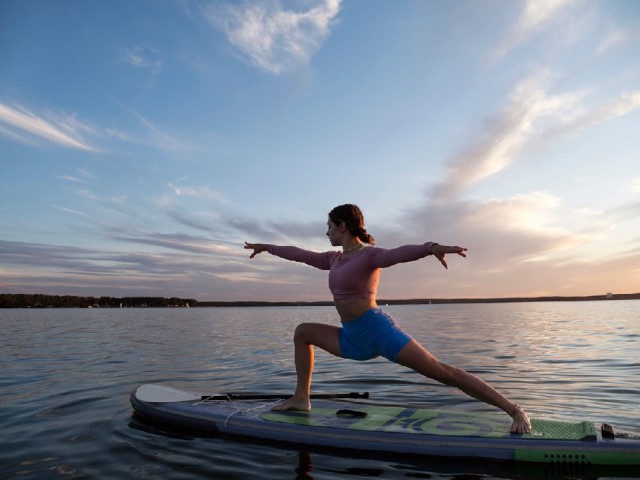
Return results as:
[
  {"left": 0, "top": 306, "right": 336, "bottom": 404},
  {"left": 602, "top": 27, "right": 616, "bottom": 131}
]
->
[{"left": 1, "top": 302, "right": 639, "bottom": 479}]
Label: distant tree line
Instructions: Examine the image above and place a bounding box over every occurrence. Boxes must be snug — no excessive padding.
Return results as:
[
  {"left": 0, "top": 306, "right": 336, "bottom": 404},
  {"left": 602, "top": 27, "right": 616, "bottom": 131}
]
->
[
  {"left": 0, "top": 294, "right": 198, "bottom": 309},
  {"left": 2, "top": 292, "right": 638, "bottom": 309},
  {"left": 196, "top": 292, "right": 640, "bottom": 307}
]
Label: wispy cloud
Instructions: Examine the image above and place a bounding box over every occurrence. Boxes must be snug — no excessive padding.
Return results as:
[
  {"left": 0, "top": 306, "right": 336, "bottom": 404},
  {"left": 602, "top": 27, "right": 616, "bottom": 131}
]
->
[
  {"left": 59, "top": 175, "right": 84, "bottom": 184},
  {"left": 166, "top": 208, "right": 221, "bottom": 233},
  {"left": 123, "top": 45, "right": 165, "bottom": 73},
  {"left": 0, "top": 98, "right": 198, "bottom": 156},
  {"left": 167, "top": 182, "right": 228, "bottom": 203},
  {"left": 204, "top": 0, "right": 342, "bottom": 75},
  {"left": 534, "top": 90, "right": 640, "bottom": 145},
  {"left": 0, "top": 238, "right": 232, "bottom": 297},
  {"left": 518, "top": 0, "right": 581, "bottom": 34},
  {"left": 596, "top": 24, "right": 640, "bottom": 55},
  {"left": 491, "top": 0, "right": 583, "bottom": 64},
  {"left": 126, "top": 109, "right": 197, "bottom": 153},
  {"left": 112, "top": 232, "right": 233, "bottom": 256},
  {"left": 610, "top": 199, "right": 640, "bottom": 222},
  {"left": 430, "top": 75, "right": 580, "bottom": 201},
  {"left": 0, "top": 234, "right": 313, "bottom": 299},
  {"left": 0, "top": 103, "right": 98, "bottom": 152},
  {"left": 52, "top": 205, "right": 89, "bottom": 217},
  {"left": 58, "top": 168, "right": 98, "bottom": 184},
  {"left": 430, "top": 76, "right": 640, "bottom": 202}
]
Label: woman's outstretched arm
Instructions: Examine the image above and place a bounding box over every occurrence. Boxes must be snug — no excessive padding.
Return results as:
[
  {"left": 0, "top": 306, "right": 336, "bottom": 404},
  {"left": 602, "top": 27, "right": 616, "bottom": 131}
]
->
[
  {"left": 244, "top": 242, "right": 335, "bottom": 270},
  {"left": 369, "top": 242, "right": 467, "bottom": 270}
]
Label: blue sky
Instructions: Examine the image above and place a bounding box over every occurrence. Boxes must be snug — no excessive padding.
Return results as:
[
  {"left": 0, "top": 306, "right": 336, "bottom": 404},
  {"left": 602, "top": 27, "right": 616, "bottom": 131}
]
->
[{"left": 1, "top": 0, "right": 639, "bottom": 301}]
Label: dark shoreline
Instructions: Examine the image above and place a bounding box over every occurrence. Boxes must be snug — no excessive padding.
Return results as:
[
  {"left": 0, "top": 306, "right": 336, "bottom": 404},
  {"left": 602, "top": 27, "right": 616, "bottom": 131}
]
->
[
  {"left": 198, "top": 292, "right": 640, "bottom": 307},
  {"left": 2, "top": 292, "right": 638, "bottom": 308}
]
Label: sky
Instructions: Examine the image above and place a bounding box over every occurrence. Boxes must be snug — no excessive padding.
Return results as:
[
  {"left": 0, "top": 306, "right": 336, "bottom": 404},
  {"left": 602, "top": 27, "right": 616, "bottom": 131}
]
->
[{"left": 1, "top": 0, "right": 639, "bottom": 302}]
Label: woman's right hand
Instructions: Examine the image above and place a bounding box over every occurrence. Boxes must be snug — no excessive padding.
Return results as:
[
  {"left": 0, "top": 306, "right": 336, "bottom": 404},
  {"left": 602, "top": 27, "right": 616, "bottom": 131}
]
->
[{"left": 244, "top": 242, "right": 269, "bottom": 259}]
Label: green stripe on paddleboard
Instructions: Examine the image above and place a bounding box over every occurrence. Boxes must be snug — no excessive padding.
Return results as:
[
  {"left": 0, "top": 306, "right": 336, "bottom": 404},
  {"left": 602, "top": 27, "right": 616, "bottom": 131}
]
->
[
  {"left": 261, "top": 406, "right": 597, "bottom": 441},
  {"left": 261, "top": 407, "right": 337, "bottom": 427},
  {"left": 346, "top": 407, "right": 509, "bottom": 437}
]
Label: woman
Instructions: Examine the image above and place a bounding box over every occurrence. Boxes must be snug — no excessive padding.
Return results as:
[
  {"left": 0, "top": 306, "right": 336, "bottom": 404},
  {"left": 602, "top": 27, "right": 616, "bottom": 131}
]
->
[{"left": 245, "top": 204, "right": 531, "bottom": 433}]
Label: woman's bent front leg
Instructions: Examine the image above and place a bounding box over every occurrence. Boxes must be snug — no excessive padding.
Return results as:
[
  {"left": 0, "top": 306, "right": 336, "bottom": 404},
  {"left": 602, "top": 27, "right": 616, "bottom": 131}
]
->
[{"left": 272, "top": 322, "right": 341, "bottom": 411}]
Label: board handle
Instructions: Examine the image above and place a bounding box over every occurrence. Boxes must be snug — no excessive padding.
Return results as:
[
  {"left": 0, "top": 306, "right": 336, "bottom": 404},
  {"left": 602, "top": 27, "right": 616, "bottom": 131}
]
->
[{"left": 200, "top": 392, "right": 369, "bottom": 401}]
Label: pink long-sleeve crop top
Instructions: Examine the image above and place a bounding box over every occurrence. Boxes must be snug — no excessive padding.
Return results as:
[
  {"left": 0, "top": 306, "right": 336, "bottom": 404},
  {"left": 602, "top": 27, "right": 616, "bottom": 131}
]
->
[{"left": 266, "top": 243, "right": 435, "bottom": 300}]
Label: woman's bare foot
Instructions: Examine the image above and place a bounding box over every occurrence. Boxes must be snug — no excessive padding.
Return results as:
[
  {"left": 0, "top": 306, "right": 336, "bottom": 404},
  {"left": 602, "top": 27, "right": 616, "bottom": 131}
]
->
[
  {"left": 509, "top": 404, "right": 532, "bottom": 434},
  {"left": 271, "top": 395, "right": 311, "bottom": 411}
]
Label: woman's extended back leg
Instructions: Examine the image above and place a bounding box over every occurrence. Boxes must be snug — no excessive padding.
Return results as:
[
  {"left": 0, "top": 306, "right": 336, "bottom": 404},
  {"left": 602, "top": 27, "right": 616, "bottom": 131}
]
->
[{"left": 396, "top": 339, "right": 531, "bottom": 433}]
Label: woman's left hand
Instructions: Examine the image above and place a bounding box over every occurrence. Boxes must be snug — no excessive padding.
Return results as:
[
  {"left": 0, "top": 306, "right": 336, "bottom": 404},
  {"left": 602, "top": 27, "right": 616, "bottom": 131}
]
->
[{"left": 432, "top": 244, "right": 467, "bottom": 269}]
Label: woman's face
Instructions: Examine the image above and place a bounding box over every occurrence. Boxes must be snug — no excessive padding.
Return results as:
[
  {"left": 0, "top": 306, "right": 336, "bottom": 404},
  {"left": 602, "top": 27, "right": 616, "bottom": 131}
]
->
[{"left": 326, "top": 218, "right": 344, "bottom": 246}]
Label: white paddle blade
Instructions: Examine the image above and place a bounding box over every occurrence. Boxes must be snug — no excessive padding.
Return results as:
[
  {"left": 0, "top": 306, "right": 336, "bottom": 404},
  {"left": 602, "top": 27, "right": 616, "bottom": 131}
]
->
[{"left": 135, "top": 384, "right": 204, "bottom": 402}]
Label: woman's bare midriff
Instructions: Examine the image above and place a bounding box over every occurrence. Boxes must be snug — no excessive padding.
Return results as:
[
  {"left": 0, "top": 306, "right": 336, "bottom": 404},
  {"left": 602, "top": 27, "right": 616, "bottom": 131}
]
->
[{"left": 334, "top": 298, "right": 377, "bottom": 322}]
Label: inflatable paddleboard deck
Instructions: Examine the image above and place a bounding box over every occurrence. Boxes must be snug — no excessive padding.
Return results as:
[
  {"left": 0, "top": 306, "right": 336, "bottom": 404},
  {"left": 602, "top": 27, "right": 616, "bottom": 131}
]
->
[{"left": 130, "top": 384, "right": 640, "bottom": 466}]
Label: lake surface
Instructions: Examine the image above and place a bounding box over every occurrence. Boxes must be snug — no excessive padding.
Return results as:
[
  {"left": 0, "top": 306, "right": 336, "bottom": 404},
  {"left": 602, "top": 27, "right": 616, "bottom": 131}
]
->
[{"left": 2, "top": 301, "right": 639, "bottom": 479}]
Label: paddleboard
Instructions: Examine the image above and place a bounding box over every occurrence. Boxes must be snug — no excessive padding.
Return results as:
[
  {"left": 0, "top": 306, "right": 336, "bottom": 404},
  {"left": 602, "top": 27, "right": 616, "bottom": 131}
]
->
[{"left": 130, "top": 384, "right": 640, "bottom": 466}]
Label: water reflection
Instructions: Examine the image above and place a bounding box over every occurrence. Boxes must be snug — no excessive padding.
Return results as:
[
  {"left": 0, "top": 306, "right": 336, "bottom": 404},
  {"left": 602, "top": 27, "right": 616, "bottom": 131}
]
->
[{"left": 1, "top": 301, "right": 639, "bottom": 479}]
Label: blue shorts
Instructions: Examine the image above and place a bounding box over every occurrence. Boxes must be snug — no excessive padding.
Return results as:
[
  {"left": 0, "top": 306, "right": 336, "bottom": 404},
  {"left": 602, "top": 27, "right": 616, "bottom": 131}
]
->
[{"left": 339, "top": 308, "right": 412, "bottom": 363}]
